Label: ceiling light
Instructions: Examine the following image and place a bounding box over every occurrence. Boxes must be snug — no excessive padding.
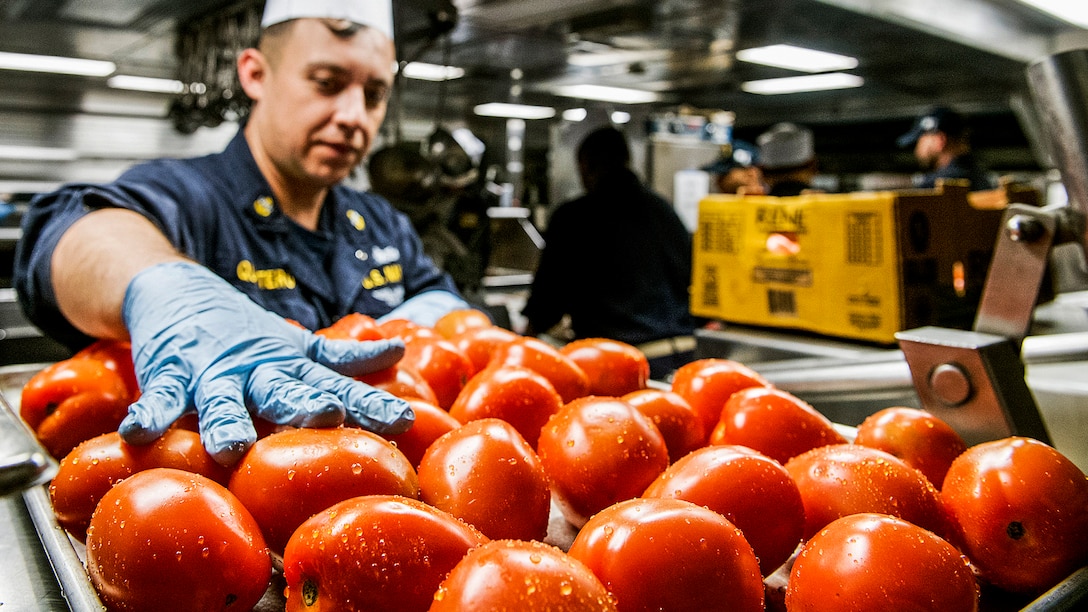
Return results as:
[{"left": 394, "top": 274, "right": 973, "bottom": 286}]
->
[
  {"left": 0, "top": 51, "right": 115, "bottom": 77},
  {"left": 611, "top": 111, "right": 632, "bottom": 124},
  {"left": 741, "top": 73, "right": 864, "bottom": 95},
  {"left": 1014, "top": 0, "right": 1088, "bottom": 28},
  {"left": 567, "top": 49, "right": 670, "bottom": 67},
  {"left": 107, "top": 75, "right": 185, "bottom": 94},
  {"left": 736, "top": 44, "right": 858, "bottom": 73},
  {"left": 401, "top": 62, "right": 466, "bottom": 81},
  {"left": 562, "top": 108, "right": 588, "bottom": 122},
  {"left": 0, "top": 145, "right": 79, "bottom": 161},
  {"left": 473, "top": 103, "right": 557, "bottom": 120},
  {"left": 551, "top": 84, "right": 661, "bottom": 104}
]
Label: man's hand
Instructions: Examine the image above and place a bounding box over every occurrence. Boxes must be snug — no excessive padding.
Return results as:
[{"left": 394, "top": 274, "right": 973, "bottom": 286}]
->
[{"left": 119, "top": 261, "right": 414, "bottom": 466}]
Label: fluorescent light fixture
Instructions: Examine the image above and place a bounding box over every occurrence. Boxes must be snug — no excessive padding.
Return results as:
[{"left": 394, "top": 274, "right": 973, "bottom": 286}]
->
[
  {"left": 401, "top": 62, "right": 466, "bottom": 81},
  {"left": 551, "top": 84, "right": 661, "bottom": 104},
  {"left": 567, "top": 49, "right": 670, "bottom": 67},
  {"left": 562, "top": 108, "right": 588, "bottom": 122},
  {"left": 741, "top": 72, "right": 864, "bottom": 95},
  {"left": 0, "top": 51, "right": 115, "bottom": 77},
  {"left": 611, "top": 111, "right": 632, "bottom": 124},
  {"left": 473, "top": 102, "right": 556, "bottom": 120},
  {"left": 1014, "top": 0, "right": 1088, "bottom": 28},
  {"left": 107, "top": 75, "right": 185, "bottom": 94},
  {"left": 0, "top": 145, "right": 79, "bottom": 161},
  {"left": 736, "top": 44, "right": 858, "bottom": 73}
]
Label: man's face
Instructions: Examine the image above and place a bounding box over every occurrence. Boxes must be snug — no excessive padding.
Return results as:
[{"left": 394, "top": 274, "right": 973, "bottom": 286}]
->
[
  {"left": 246, "top": 20, "right": 396, "bottom": 189},
  {"left": 914, "top": 132, "right": 944, "bottom": 170}
]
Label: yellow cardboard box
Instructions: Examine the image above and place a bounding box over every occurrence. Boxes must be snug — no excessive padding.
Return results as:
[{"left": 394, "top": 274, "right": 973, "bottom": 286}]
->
[{"left": 690, "top": 183, "right": 1005, "bottom": 344}]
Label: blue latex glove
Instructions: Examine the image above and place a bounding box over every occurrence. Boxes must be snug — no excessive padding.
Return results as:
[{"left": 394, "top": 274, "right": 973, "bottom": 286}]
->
[
  {"left": 377, "top": 290, "right": 470, "bottom": 327},
  {"left": 118, "top": 261, "right": 414, "bottom": 466}
]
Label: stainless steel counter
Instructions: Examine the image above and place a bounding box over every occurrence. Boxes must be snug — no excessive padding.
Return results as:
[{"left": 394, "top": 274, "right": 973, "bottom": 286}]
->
[{"left": 0, "top": 492, "right": 77, "bottom": 611}]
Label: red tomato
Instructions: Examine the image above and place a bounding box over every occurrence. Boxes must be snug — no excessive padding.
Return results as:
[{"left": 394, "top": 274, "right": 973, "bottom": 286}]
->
[
  {"left": 537, "top": 396, "right": 669, "bottom": 527},
  {"left": 20, "top": 357, "right": 130, "bottom": 431},
  {"left": 74, "top": 339, "right": 140, "bottom": 400},
  {"left": 489, "top": 336, "right": 589, "bottom": 403},
  {"left": 380, "top": 399, "right": 461, "bottom": 468},
  {"left": 35, "top": 390, "right": 133, "bottom": 460},
  {"left": 622, "top": 388, "right": 705, "bottom": 463},
  {"left": 670, "top": 358, "right": 772, "bottom": 442},
  {"left": 418, "top": 418, "right": 551, "bottom": 541},
  {"left": 228, "top": 427, "right": 419, "bottom": 552},
  {"left": 85, "top": 468, "right": 271, "bottom": 612},
  {"left": 282, "top": 495, "right": 488, "bottom": 612},
  {"left": 357, "top": 363, "right": 440, "bottom": 404},
  {"left": 560, "top": 338, "right": 649, "bottom": 397},
  {"left": 854, "top": 407, "right": 968, "bottom": 489},
  {"left": 785, "top": 443, "right": 947, "bottom": 539},
  {"left": 448, "top": 365, "right": 564, "bottom": 448},
  {"left": 377, "top": 318, "right": 423, "bottom": 339},
  {"left": 710, "top": 386, "right": 847, "bottom": 464},
  {"left": 941, "top": 437, "right": 1088, "bottom": 594},
  {"left": 568, "top": 497, "right": 764, "bottom": 612},
  {"left": 786, "top": 513, "right": 978, "bottom": 612},
  {"left": 451, "top": 325, "right": 519, "bottom": 374},
  {"left": 433, "top": 308, "right": 493, "bottom": 339},
  {"left": 431, "top": 539, "right": 617, "bottom": 611},
  {"left": 50, "top": 429, "right": 230, "bottom": 541},
  {"left": 643, "top": 444, "right": 805, "bottom": 576},
  {"left": 399, "top": 334, "right": 474, "bottom": 409},
  {"left": 314, "top": 312, "right": 385, "bottom": 341}
]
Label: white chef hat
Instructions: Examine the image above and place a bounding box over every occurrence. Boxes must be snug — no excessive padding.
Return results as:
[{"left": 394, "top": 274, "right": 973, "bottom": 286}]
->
[
  {"left": 261, "top": 0, "right": 394, "bottom": 40},
  {"left": 757, "top": 122, "right": 815, "bottom": 170}
]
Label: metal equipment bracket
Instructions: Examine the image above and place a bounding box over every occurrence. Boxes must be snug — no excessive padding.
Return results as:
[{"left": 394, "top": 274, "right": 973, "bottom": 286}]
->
[{"left": 897, "top": 48, "right": 1088, "bottom": 447}]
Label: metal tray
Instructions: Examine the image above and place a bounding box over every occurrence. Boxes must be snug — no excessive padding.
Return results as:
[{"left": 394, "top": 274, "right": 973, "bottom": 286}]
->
[{"left": 5, "top": 363, "right": 1086, "bottom": 612}]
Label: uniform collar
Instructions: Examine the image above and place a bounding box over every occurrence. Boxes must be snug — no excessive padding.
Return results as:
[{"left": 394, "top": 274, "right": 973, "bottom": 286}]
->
[{"left": 217, "top": 128, "right": 293, "bottom": 232}]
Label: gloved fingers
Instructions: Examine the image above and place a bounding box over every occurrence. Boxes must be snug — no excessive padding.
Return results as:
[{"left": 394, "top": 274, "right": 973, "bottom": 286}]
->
[
  {"left": 246, "top": 364, "right": 346, "bottom": 429},
  {"left": 194, "top": 374, "right": 258, "bottom": 467},
  {"left": 308, "top": 336, "right": 405, "bottom": 378},
  {"left": 117, "top": 370, "right": 191, "bottom": 445},
  {"left": 296, "top": 361, "right": 415, "bottom": 435},
  {"left": 376, "top": 290, "right": 470, "bottom": 327}
]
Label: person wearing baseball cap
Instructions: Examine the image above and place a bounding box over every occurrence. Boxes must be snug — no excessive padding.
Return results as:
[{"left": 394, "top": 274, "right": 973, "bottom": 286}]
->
[
  {"left": 898, "top": 107, "right": 995, "bottom": 191},
  {"left": 703, "top": 140, "right": 766, "bottom": 195},
  {"left": 14, "top": 0, "right": 475, "bottom": 466}
]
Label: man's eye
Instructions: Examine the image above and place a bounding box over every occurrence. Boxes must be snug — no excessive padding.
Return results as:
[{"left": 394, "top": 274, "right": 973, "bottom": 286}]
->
[
  {"left": 313, "top": 77, "right": 340, "bottom": 92},
  {"left": 366, "top": 85, "right": 391, "bottom": 107}
]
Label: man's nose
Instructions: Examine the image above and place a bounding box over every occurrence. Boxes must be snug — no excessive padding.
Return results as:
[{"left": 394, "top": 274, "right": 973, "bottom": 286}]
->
[{"left": 334, "top": 85, "right": 367, "bottom": 130}]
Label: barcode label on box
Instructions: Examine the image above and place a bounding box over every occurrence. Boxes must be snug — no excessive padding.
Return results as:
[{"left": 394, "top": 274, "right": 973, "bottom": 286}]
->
[
  {"left": 767, "top": 290, "right": 797, "bottom": 316},
  {"left": 846, "top": 211, "right": 883, "bottom": 266},
  {"left": 701, "top": 265, "right": 719, "bottom": 308}
]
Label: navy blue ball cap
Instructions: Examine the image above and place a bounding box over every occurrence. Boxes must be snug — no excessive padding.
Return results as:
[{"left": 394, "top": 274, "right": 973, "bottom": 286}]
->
[
  {"left": 702, "top": 139, "right": 759, "bottom": 174},
  {"left": 898, "top": 107, "right": 967, "bottom": 148}
]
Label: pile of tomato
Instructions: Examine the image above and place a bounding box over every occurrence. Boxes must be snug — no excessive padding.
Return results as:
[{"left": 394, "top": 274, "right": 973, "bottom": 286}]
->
[{"left": 21, "top": 309, "right": 1088, "bottom": 612}]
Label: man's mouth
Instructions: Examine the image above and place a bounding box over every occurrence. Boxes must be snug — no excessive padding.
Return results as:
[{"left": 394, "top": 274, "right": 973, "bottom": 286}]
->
[{"left": 317, "top": 141, "right": 359, "bottom": 157}]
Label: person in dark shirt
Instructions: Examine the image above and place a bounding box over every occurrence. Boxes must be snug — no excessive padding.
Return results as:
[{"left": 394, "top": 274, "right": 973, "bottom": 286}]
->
[
  {"left": 522, "top": 126, "right": 695, "bottom": 379},
  {"left": 898, "top": 107, "right": 996, "bottom": 191}
]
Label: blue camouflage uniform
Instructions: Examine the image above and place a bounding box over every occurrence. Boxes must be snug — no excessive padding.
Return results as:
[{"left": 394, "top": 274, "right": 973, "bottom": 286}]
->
[{"left": 14, "top": 128, "right": 459, "bottom": 350}]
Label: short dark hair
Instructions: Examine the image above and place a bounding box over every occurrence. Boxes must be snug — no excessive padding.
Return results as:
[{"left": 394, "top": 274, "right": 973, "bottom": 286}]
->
[{"left": 577, "top": 127, "right": 630, "bottom": 172}]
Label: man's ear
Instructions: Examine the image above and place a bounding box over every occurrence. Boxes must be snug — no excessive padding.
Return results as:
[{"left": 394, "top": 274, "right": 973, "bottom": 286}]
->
[{"left": 236, "top": 48, "right": 267, "bottom": 102}]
